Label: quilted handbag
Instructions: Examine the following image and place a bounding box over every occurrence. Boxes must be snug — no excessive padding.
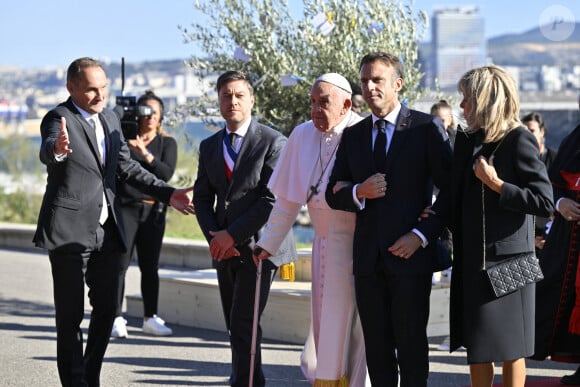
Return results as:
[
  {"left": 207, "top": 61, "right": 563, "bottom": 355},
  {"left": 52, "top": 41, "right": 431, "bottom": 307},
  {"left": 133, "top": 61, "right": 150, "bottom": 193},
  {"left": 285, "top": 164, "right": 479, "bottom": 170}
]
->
[{"left": 484, "top": 252, "right": 544, "bottom": 298}]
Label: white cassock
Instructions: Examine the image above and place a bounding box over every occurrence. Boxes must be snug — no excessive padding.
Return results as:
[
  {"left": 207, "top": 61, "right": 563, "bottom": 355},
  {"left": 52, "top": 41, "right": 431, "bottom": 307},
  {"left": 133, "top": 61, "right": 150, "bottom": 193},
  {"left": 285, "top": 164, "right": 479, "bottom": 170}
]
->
[{"left": 259, "top": 111, "right": 369, "bottom": 386}]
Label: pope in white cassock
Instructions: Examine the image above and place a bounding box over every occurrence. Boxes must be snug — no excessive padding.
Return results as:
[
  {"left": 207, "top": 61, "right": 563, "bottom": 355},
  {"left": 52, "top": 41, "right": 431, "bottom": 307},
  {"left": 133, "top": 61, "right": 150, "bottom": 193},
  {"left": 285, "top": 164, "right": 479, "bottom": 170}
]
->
[{"left": 254, "top": 73, "right": 369, "bottom": 386}]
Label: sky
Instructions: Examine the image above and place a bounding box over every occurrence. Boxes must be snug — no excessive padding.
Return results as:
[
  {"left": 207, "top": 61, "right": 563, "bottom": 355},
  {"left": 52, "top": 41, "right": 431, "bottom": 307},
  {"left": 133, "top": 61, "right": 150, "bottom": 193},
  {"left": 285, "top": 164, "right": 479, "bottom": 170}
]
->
[{"left": 1, "top": 0, "right": 578, "bottom": 69}]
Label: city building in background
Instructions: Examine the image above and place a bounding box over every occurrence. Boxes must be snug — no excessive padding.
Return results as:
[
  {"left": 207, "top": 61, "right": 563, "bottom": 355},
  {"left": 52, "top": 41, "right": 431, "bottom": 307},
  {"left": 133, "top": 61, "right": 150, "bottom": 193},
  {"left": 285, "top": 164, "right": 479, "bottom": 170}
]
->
[{"left": 431, "top": 6, "right": 487, "bottom": 90}]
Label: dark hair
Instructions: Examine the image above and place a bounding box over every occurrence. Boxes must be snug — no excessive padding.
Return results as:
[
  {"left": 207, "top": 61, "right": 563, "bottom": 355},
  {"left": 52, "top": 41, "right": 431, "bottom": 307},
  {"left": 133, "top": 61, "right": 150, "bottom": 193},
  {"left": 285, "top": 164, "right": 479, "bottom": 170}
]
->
[
  {"left": 138, "top": 89, "right": 165, "bottom": 122},
  {"left": 359, "top": 52, "right": 404, "bottom": 80},
  {"left": 216, "top": 70, "right": 254, "bottom": 95},
  {"left": 66, "top": 57, "right": 102, "bottom": 83},
  {"left": 430, "top": 99, "right": 455, "bottom": 128},
  {"left": 521, "top": 111, "right": 547, "bottom": 134},
  {"left": 430, "top": 99, "right": 452, "bottom": 114}
]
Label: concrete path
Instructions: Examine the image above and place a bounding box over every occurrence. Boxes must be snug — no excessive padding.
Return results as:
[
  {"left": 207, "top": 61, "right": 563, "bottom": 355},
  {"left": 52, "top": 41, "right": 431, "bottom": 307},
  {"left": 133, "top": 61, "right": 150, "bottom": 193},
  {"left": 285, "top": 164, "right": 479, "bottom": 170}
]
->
[{"left": 0, "top": 247, "right": 575, "bottom": 386}]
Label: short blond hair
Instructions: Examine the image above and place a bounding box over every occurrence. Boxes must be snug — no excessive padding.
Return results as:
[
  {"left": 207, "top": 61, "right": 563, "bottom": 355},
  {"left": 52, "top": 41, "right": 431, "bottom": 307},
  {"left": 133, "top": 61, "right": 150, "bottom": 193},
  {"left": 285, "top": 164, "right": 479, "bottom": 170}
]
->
[{"left": 458, "top": 65, "right": 521, "bottom": 143}]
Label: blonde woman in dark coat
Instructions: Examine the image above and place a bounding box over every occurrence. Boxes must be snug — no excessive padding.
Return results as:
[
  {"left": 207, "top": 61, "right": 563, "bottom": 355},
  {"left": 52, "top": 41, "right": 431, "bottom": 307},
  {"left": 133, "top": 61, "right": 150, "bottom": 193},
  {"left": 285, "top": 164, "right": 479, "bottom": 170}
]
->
[{"left": 448, "top": 65, "right": 554, "bottom": 386}]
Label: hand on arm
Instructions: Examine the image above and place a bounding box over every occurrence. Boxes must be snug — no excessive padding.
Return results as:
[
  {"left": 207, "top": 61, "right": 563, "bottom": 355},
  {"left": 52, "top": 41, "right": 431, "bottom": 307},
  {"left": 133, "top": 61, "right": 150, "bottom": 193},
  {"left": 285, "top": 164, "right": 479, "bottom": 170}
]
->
[
  {"left": 332, "top": 180, "right": 352, "bottom": 194},
  {"left": 54, "top": 117, "right": 72, "bottom": 156},
  {"left": 355, "top": 173, "right": 387, "bottom": 200},
  {"left": 418, "top": 206, "right": 436, "bottom": 222}
]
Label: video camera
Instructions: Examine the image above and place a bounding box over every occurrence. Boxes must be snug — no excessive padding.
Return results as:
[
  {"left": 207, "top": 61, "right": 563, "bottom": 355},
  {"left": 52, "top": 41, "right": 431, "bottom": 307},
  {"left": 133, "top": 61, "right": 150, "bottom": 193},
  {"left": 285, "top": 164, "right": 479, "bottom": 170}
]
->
[
  {"left": 115, "top": 96, "right": 152, "bottom": 140},
  {"left": 115, "top": 58, "right": 152, "bottom": 139}
]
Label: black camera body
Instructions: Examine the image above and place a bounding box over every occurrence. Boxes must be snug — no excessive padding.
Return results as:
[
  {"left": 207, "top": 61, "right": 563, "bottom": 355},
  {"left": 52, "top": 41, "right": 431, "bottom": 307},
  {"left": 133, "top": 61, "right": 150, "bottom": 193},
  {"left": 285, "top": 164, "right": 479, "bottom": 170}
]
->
[{"left": 115, "top": 95, "right": 152, "bottom": 140}]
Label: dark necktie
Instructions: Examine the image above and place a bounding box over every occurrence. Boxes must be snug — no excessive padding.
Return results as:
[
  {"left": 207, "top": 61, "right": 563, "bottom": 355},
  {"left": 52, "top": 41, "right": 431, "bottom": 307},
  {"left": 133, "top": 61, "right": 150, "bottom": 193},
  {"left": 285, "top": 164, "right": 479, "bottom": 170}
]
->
[
  {"left": 229, "top": 132, "right": 237, "bottom": 151},
  {"left": 373, "top": 119, "right": 387, "bottom": 171},
  {"left": 88, "top": 118, "right": 108, "bottom": 224},
  {"left": 228, "top": 132, "right": 238, "bottom": 160}
]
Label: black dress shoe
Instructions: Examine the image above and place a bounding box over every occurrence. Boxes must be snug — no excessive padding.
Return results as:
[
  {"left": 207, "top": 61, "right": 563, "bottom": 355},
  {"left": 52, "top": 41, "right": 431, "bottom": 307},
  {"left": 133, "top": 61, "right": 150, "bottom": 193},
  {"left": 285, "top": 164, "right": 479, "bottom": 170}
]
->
[{"left": 561, "top": 367, "right": 580, "bottom": 385}]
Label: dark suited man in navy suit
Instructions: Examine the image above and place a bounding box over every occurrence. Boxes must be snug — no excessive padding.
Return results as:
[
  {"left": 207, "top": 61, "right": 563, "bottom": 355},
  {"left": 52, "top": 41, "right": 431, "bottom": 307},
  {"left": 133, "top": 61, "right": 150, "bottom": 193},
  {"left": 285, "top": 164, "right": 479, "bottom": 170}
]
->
[
  {"left": 325, "top": 52, "right": 453, "bottom": 387},
  {"left": 33, "top": 57, "right": 194, "bottom": 387},
  {"left": 193, "top": 70, "right": 287, "bottom": 386}
]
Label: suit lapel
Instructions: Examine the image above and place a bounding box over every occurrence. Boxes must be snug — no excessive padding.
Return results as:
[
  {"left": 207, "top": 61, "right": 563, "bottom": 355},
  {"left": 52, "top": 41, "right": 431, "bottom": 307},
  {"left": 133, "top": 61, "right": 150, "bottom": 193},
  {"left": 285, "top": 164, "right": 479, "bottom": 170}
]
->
[
  {"left": 66, "top": 99, "right": 104, "bottom": 173},
  {"left": 80, "top": 113, "right": 104, "bottom": 172},
  {"left": 227, "top": 121, "right": 258, "bottom": 198},
  {"left": 384, "top": 105, "right": 411, "bottom": 175},
  {"left": 359, "top": 116, "right": 375, "bottom": 171},
  {"left": 212, "top": 129, "right": 229, "bottom": 193},
  {"left": 234, "top": 120, "right": 259, "bottom": 170},
  {"left": 98, "top": 113, "right": 112, "bottom": 172}
]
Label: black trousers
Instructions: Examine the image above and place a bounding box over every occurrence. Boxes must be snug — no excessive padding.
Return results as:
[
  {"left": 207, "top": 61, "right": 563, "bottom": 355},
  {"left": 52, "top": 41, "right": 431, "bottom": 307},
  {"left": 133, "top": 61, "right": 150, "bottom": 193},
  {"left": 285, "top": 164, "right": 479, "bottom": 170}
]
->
[
  {"left": 48, "top": 220, "right": 122, "bottom": 387},
  {"left": 116, "top": 201, "right": 166, "bottom": 317},
  {"left": 216, "top": 255, "right": 277, "bottom": 387},
  {"left": 355, "top": 267, "right": 432, "bottom": 387}
]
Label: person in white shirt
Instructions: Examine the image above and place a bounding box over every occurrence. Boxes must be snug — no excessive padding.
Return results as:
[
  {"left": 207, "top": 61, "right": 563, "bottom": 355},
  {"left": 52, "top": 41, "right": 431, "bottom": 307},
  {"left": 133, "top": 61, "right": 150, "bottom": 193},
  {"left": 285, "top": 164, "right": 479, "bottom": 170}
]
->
[{"left": 254, "top": 73, "right": 368, "bottom": 385}]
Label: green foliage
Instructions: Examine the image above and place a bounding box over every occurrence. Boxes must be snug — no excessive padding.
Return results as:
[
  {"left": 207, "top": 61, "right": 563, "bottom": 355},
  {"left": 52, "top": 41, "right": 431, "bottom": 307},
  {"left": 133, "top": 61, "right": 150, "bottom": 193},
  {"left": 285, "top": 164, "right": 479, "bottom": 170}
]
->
[
  {"left": 0, "top": 191, "right": 42, "bottom": 224},
  {"left": 165, "top": 207, "right": 206, "bottom": 239},
  {"left": 0, "top": 136, "right": 43, "bottom": 176},
  {"left": 181, "top": 0, "right": 428, "bottom": 134}
]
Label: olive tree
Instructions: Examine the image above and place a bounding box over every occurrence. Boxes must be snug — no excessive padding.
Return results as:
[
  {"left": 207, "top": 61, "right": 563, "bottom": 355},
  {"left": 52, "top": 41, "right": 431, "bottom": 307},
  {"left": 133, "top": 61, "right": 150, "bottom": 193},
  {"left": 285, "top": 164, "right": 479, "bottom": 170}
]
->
[{"left": 179, "top": 0, "right": 428, "bottom": 134}]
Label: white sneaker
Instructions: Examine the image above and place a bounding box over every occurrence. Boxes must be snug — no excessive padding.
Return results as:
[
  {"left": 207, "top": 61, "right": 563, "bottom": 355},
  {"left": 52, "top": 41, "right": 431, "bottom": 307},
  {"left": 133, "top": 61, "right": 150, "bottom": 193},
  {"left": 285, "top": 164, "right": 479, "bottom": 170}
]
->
[
  {"left": 142, "top": 315, "right": 173, "bottom": 336},
  {"left": 111, "top": 316, "right": 128, "bottom": 338},
  {"left": 437, "top": 336, "right": 450, "bottom": 351},
  {"left": 432, "top": 272, "right": 441, "bottom": 285}
]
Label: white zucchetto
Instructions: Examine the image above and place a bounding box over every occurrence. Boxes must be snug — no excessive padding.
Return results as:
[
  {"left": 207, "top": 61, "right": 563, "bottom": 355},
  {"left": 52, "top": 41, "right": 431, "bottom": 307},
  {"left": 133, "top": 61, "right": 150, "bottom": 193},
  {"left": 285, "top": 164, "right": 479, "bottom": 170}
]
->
[{"left": 315, "top": 73, "right": 352, "bottom": 94}]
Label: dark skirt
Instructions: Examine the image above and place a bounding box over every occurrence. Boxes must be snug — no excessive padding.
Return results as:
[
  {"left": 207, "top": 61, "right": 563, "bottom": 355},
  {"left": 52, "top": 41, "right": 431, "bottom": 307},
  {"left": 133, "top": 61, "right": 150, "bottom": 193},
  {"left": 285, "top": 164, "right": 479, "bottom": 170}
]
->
[{"left": 461, "top": 259, "right": 536, "bottom": 363}]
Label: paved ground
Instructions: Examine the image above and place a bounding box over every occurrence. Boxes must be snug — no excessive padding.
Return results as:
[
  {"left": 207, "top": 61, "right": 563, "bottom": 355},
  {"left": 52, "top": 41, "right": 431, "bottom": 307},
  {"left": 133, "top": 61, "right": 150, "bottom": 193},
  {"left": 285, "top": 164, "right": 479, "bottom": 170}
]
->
[{"left": 0, "top": 247, "right": 576, "bottom": 386}]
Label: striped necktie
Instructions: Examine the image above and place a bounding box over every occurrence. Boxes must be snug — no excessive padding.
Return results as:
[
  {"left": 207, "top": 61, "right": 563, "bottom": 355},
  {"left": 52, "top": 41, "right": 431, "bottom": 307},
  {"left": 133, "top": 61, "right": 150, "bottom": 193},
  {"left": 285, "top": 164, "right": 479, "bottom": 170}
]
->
[{"left": 224, "top": 131, "right": 238, "bottom": 180}]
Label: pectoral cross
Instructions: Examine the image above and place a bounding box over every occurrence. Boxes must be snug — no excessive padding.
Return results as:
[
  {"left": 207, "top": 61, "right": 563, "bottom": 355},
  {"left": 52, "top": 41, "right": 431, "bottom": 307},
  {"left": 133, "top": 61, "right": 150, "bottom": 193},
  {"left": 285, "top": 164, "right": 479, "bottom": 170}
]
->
[{"left": 306, "top": 184, "right": 320, "bottom": 203}]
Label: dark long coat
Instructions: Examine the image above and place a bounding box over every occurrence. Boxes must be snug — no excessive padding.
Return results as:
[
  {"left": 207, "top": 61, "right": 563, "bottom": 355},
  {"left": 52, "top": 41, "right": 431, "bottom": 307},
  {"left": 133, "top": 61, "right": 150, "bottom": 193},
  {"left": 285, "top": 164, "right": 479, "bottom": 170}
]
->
[{"left": 449, "top": 126, "right": 554, "bottom": 363}]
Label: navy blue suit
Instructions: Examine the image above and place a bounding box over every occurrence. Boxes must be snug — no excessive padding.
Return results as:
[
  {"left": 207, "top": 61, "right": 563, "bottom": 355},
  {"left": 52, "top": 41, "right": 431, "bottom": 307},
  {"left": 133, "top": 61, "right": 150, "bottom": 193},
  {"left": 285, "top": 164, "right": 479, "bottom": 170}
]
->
[
  {"left": 326, "top": 105, "right": 452, "bottom": 386},
  {"left": 193, "top": 119, "right": 286, "bottom": 386}
]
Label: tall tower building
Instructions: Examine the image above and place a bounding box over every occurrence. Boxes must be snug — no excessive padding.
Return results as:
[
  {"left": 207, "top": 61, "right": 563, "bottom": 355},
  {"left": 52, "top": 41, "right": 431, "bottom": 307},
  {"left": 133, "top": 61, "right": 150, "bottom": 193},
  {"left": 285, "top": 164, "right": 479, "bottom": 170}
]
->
[{"left": 432, "top": 6, "right": 487, "bottom": 90}]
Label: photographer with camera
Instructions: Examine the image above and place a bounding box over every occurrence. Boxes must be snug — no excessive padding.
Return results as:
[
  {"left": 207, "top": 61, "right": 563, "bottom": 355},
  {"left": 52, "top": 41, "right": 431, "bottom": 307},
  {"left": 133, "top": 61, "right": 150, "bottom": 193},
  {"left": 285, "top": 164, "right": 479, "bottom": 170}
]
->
[{"left": 112, "top": 90, "right": 177, "bottom": 337}]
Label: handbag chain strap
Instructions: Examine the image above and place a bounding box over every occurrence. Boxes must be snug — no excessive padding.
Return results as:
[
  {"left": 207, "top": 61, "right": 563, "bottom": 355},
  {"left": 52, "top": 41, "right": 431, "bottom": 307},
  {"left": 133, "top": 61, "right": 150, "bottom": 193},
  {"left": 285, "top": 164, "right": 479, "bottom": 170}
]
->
[
  {"left": 480, "top": 134, "right": 507, "bottom": 270},
  {"left": 481, "top": 181, "right": 487, "bottom": 270}
]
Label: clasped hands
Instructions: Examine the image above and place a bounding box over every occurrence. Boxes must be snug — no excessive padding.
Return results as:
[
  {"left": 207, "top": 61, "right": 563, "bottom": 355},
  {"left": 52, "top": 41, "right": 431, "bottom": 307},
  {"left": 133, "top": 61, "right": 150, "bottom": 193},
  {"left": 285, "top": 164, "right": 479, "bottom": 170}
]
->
[
  {"left": 209, "top": 230, "right": 270, "bottom": 265},
  {"left": 209, "top": 230, "right": 239, "bottom": 261}
]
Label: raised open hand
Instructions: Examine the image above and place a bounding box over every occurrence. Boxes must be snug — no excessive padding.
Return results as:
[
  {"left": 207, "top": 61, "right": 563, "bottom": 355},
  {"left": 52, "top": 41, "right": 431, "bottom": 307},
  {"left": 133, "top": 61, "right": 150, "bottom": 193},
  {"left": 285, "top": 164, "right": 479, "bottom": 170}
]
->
[{"left": 54, "top": 117, "right": 73, "bottom": 155}]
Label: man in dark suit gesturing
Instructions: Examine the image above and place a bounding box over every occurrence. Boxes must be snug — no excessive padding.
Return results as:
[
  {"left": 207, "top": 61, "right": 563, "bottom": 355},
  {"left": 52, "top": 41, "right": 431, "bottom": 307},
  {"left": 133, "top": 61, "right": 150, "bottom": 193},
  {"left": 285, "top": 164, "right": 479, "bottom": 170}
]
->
[
  {"left": 33, "top": 57, "right": 194, "bottom": 387},
  {"left": 325, "top": 52, "right": 453, "bottom": 387},
  {"left": 193, "top": 70, "right": 287, "bottom": 386}
]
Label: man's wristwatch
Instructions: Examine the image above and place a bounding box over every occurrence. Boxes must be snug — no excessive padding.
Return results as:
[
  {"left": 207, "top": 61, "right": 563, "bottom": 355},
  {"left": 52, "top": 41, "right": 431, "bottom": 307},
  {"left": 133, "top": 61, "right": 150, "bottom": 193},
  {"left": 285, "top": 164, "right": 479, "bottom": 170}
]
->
[{"left": 253, "top": 246, "right": 264, "bottom": 256}]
